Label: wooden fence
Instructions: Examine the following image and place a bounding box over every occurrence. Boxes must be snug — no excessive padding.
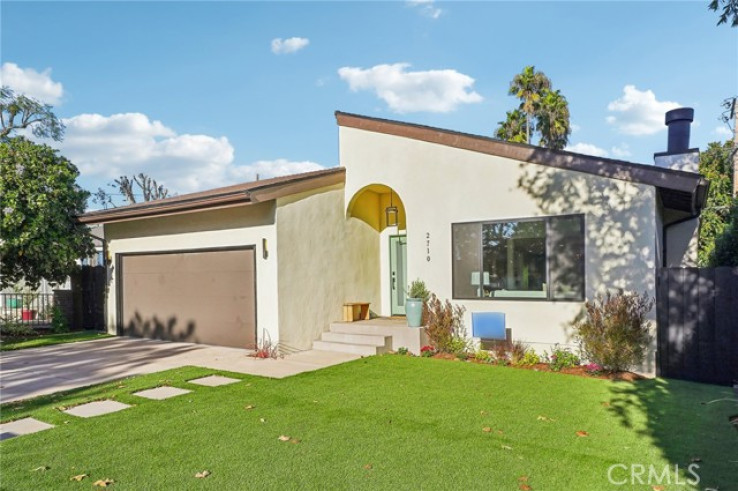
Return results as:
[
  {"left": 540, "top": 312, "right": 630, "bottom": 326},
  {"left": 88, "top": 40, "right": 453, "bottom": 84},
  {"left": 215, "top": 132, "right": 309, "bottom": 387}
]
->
[{"left": 656, "top": 267, "right": 738, "bottom": 386}]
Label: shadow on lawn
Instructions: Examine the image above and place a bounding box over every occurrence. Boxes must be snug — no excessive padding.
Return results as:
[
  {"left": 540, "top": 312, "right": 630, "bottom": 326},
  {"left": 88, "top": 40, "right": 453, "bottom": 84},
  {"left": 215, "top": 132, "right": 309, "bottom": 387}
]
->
[{"left": 607, "top": 378, "right": 737, "bottom": 489}]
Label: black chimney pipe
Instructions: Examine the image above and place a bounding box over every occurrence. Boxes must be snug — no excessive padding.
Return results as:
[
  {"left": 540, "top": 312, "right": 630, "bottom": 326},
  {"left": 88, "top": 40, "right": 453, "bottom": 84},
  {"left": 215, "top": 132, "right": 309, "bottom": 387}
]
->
[{"left": 665, "top": 107, "right": 694, "bottom": 154}]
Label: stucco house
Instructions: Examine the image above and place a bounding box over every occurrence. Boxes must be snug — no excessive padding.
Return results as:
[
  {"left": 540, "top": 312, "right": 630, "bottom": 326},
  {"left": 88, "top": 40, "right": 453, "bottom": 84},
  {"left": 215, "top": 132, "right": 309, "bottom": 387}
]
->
[{"left": 79, "top": 109, "right": 708, "bottom": 371}]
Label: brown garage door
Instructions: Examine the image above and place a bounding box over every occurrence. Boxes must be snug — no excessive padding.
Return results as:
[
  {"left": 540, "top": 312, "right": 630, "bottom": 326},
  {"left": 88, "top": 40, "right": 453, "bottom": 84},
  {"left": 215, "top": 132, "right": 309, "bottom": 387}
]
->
[{"left": 119, "top": 248, "right": 256, "bottom": 348}]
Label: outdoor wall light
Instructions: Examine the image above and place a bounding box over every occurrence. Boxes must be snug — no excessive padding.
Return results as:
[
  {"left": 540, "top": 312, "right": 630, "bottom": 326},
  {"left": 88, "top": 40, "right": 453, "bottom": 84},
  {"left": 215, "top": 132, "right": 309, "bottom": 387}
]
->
[
  {"left": 385, "top": 191, "right": 399, "bottom": 227},
  {"left": 262, "top": 238, "right": 268, "bottom": 259}
]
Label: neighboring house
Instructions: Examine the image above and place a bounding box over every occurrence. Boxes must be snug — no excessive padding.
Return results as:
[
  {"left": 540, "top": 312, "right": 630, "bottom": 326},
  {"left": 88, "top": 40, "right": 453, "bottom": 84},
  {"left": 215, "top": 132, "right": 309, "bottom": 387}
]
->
[{"left": 79, "top": 109, "right": 708, "bottom": 371}]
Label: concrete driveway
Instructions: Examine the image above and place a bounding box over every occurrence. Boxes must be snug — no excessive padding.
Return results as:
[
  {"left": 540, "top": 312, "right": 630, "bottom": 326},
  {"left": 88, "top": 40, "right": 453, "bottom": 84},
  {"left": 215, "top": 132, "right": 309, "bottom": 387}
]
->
[{"left": 0, "top": 337, "right": 360, "bottom": 404}]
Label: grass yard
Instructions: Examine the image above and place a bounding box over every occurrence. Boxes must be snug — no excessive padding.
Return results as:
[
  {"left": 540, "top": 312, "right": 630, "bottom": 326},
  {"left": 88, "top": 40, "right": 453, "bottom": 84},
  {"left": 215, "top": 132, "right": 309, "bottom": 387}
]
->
[
  {"left": 0, "top": 330, "right": 112, "bottom": 351},
  {"left": 0, "top": 356, "right": 735, "bottom": 490}
]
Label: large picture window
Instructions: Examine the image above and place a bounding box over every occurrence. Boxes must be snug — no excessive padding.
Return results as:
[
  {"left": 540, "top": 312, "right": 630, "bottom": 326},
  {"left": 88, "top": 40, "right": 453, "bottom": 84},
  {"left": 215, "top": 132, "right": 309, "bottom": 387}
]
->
[{"left": 452, "top": 215, "right": 585, "bottom": 301}]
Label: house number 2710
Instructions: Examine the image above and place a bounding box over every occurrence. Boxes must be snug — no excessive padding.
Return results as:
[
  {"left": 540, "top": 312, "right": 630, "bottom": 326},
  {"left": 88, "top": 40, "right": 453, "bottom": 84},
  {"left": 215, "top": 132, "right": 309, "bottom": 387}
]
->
[{"left": 426, "top": 232, "right": 431, "bottom": 262}]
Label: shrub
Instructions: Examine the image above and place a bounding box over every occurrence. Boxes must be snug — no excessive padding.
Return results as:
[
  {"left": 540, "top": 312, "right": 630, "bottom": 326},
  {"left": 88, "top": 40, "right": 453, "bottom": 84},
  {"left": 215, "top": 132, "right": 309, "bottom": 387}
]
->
[
  {"left": 509, "top": 340, "right": 529, "bottom": 365},
  {"left": 573, "top": 289, "right": 654, "bottom": 372},
  {"left": 585, "top": 362, "right": 603, "bottom": 375},
  {"left": 50, "top": 306, "right": 69, "bottom": 334},
  {"left": 396, "top": 347, "right": 409, "bottom": 356},
  {"left": 547, "top": 345, "right": 580, "bottom": 372},
  {"left": 0, "top": 320, "right": 35, "bottom": 337},
  {"left": 473, "top": 349, "right": 491, "bottom": 363},
  {"left": 490, "top": 342, "right": 511, "bottom": 365},
  {"left": 516, "top": 350, "right": 541, "bottom": 366},
  {"left": 710, "top": 198, "right": 738, "bottom": 266},
  {"left": 424, "top": 293, "right": 468, "bottom": 354},
  {"left": 420, "top": 345, "right": 436, "bottom": 358}
]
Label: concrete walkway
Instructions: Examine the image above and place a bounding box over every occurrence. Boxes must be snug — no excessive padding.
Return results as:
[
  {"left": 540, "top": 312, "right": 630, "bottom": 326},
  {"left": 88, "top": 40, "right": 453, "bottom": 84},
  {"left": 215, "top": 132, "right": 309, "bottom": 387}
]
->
[{"left": 0, "top": 337, "right": 361, "bottom": 404}]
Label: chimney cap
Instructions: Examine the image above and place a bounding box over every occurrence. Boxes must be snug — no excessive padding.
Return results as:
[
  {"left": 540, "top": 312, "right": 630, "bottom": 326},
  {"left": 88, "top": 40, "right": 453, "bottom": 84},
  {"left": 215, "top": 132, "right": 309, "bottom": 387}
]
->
[{"left": 665, "top": 107, "right": 694, "bottom": 125}]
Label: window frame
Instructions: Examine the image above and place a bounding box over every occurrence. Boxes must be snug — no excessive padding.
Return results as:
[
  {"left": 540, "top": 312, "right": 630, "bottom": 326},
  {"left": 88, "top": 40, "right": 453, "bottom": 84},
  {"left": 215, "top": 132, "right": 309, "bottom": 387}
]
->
[{"left": 451, "top": 214, "right": 585, "bottom": 302}]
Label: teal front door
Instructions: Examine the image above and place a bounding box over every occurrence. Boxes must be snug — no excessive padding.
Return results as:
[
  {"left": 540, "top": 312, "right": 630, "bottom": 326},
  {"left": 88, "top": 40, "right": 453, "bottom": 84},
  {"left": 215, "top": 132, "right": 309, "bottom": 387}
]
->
[{"left": 390, "top": 235, "right": 407, "bottom": 316}]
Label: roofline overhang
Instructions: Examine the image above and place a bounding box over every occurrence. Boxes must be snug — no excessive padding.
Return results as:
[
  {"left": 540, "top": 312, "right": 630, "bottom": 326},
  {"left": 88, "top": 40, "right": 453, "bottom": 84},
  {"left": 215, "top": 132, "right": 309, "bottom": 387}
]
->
[
  {"left": 78, "top": 167, "right": 345, "bottom": 225},
  {"left": 335, "top": 111, "right": 708, "bottom": 214}
]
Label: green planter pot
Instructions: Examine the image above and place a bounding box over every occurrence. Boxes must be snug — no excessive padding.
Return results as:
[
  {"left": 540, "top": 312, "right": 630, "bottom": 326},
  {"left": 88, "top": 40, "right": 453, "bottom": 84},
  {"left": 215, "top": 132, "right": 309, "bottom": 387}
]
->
[{"left": 406, "top": 298, "right": 423, "bottom": 328}]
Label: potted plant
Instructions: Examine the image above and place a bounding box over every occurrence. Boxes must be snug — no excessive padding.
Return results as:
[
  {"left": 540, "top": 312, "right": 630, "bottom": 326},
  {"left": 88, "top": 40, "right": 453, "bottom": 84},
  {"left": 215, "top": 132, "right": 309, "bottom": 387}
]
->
[
  {"left": 406, "top": 279, "right": 430, "bottom": 328},
  {"left": 20, "top": 289, "right": 38, "bottom": 321}
]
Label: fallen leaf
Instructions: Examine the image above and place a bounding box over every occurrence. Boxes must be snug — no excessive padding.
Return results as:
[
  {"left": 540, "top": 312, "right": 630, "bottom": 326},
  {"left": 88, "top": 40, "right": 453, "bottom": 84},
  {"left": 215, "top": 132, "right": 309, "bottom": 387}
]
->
[
  {"left": 497, "top": 430, "right": 504, "bottom": 434},
  {"left": 652, "top": 486, "right": 665, "bottom": 491},
  {"left": 482, "top": 427, "right": 492, "bottom": 433},
  {"left": 70, "top": 474, "right": 88, "bottom": 481},
  {"left": 519, "top": 485, "right": 532, "bottom": 491},
  {"left": 92, "top": 478, "right": 114, "bottom": 487},
  {"left": 32, "top": 466, "right": 50, "bottom": 472},
  {"left": 195, "top": 470, "right": 211, "bottom": 478},
  {"left": 576, "top": 431, "right": 589, "bottom": 437},
  {"left": 278, "top": 435, "right": 291, "bottom": 442},
  {"left": 259, "top": 418, "right": 266, "bottom": 423},
  {"left": 601, "top": 401, "right": 611, "bottom": 407},
  {"left": 537, "top": 415, "right": 555, "bottom": 422},
  {"left": 289, "top": 438, "right": 301, "bottom": 444},
  {"left": 501, "top": 445, "right": 513, "bottom": 450},
  {"left": 244, "top": 405, "right": 255, "bottom": 410},
  {"left": 480, "top": 410, "right": 488, "bottom": 416},
  {"left": 518, "top": 476, "right": 529, "bottom": 482},
  {"left": 363, "top": 464, "right": 373, "bottom": 470}
]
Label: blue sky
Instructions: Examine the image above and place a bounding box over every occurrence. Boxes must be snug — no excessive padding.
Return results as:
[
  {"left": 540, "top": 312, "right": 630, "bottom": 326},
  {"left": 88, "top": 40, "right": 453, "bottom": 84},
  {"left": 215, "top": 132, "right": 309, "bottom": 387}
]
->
[{"left": 2, "top": 1, "right": 736, "bottom": 206}]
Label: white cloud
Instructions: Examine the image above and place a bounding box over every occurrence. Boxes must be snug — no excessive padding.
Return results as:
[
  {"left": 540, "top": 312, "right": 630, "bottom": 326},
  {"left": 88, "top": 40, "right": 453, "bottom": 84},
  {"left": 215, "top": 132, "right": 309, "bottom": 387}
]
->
[
  {"left": 610, "top": 143, "right": 631, "bottom": 158},
  {"left": 337, "top": 63, "right": 482, "bottom": 113},
  {"left": 570, "top": 123, "right": 581, "bottom": 133},
  {"left": 606, "top": 85, "right": 680, "bottom": 136},
  {"left": 0, "top": 62, "right": 64, "bottom": 104},
  {"left": 57, "top": 112, "right": 326, "bottom": 195},
  {"left": 271, "top": 37, "right": 310, "bottom": 55},
  {"left": 566, "top": 142, "right": 609, "bottom": 158},
  {"left": 714, "top": 125, "right": 733, "bottom": 138},
  {"left": 407, "top": 0, "right": 443, "bottom": 19}
]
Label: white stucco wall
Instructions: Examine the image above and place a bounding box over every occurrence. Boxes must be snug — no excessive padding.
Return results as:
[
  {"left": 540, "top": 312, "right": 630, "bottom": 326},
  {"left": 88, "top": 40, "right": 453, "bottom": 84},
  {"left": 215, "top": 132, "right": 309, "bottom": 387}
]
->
[
  {"left": 340, "top": 127, "right": 659, "bottom": 372},
  {"left": 665, "top": 218, "right": 699, "bottom": 267},
  {"left": 104, "top": 202, "right": 279, "bottom": 345},
  {"left": 275, "top": 184, "right": 380, "bottom": 351}
]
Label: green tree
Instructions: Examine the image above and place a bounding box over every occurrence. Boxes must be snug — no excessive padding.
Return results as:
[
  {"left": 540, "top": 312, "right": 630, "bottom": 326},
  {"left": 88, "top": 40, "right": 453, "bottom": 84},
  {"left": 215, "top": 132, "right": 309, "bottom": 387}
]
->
[
  {"left": 495, "top": 109, "right": 528, "bottom": 143},
  {"left": 0, "top": 137, "right": 94, "bottom": 289},
  {"left": 697, "top": 140, "right": 735, "bottom": 265},
  {"left": 0, "top": 87, "right": 64, "bottom": 141},
  {"left": 537, "top": 89, "right": 571, "bottom": 150},
  {"left": 709, "top": 0, "right": 738, "bottom": 27},
  {"left": 509, "top": 66, "right": 551, "bottom": 143},
  {"left": 710, "top": 198, "right": 738, "bottom": 266},
  {"left": 497, "top": 66, "right": 571, "bottom": 149}
]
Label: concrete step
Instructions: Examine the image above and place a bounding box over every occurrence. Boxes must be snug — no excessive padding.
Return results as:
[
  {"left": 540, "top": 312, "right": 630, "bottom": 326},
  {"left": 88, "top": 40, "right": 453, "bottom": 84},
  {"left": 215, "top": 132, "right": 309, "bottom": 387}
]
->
[
  {"left": 320, "top": 331, "right": 389, "bottom": 347},
  {"left": 312, "top": 340, "right": 386, "bottom": 356}
]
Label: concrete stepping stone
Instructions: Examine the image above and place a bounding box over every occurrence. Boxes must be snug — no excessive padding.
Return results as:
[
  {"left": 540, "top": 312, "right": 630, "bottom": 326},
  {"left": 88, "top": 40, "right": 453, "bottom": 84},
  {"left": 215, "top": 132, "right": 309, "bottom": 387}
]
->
[
  {"left": 63, "top": 400, "right": 130, "bottom": 418},
  {"left": 0, "top": 417, "right": 54, "bottom": 441},
  {"left": 188, "top": 375, "right": 240, "bottom": 387},
  {"left": 133, "top": 386, "right": 192, "bottom": 400}
]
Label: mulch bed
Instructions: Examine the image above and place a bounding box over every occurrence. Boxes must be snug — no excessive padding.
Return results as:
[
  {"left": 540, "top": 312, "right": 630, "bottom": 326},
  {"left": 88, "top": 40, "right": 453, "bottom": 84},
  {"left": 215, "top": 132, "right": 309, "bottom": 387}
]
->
[{"left": 429, "top": 353, "right": 644, "bottom": 381}]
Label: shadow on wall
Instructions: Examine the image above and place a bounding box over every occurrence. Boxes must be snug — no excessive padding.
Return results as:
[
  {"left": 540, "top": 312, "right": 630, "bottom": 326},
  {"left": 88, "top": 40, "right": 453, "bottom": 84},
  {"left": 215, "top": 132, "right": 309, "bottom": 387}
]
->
[
  {"left": 607, "top": 378, "right": 736, "bottom": 489},
  {"left": 517, "top": 160, "right": 658, "bottom": 373},
  {"left": 125, "top": 312, "right": 198, "bottom": 344}
]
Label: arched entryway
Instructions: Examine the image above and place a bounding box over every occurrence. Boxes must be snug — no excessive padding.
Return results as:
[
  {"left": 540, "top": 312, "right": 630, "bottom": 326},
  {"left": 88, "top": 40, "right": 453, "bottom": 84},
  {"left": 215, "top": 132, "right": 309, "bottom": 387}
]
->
[{"left": 347, "top": 184, "right": 408, "bottom": 316}]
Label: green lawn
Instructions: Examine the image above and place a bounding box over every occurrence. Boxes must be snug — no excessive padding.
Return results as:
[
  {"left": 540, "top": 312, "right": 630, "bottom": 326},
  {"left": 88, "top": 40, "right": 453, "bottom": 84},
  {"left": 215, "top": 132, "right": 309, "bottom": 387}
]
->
[
  {"left": 0, "top": 330, "right": 112, "bottom": 351},
  {"left": 0, "top": 356, "right": 735, "bottom": 490}
]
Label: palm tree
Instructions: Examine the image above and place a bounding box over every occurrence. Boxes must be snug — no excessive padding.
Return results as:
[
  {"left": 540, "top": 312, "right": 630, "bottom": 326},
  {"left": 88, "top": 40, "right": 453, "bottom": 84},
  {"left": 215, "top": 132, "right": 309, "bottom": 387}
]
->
[
  {"left": 508, "top": 66, "right": 551, "bottom": 143},
  {"left": 537, "top": 89, "right": 571, "bottom": 150},
  {"left": 495, "top": 109, "right": 528, "bottom": 144}
]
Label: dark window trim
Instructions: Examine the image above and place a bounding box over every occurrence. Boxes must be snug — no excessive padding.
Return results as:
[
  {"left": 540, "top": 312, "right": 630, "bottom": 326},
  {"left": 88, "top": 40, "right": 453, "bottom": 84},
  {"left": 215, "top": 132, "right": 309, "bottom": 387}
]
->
[{"left": 451, "top": 214, "right": 585, "bottom": 302}]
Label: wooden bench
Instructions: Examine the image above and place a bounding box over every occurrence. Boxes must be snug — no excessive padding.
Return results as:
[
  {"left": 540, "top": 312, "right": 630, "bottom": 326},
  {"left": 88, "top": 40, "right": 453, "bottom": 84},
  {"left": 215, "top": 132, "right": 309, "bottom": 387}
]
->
[{"left": 342, "top": 302, "right": 370, "bottom": 322}]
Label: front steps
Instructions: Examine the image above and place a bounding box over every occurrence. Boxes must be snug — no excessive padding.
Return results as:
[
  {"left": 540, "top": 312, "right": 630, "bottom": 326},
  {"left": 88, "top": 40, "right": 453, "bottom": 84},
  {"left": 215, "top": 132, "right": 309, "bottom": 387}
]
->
[
  {"left": 312, "top": 331, "right": 391, "bottom": 356},
  {"left": 311, "top": 318, "right": 427, "bottom": 356}
]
